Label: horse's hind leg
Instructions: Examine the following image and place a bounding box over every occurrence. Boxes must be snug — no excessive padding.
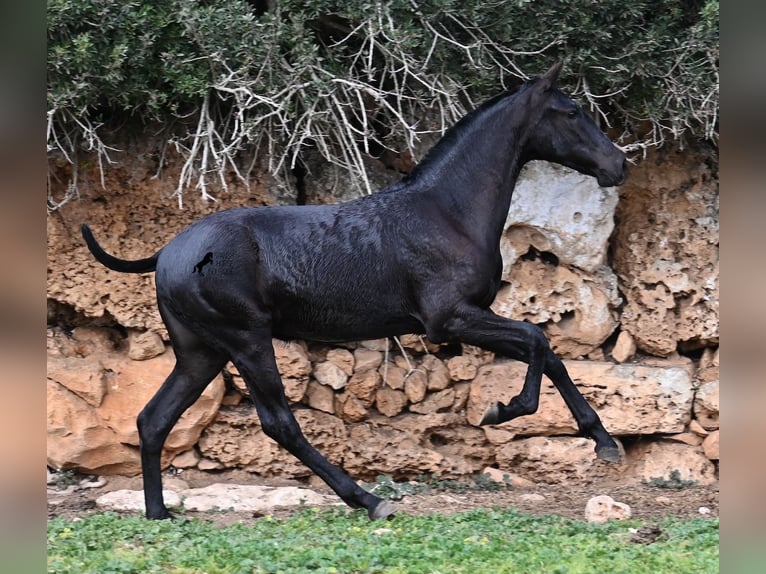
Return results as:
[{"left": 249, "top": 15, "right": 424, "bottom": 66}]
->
[
  {"left": 138, "top": 312, "right": 228, "bottom": 519},
  {"left": 225, "top": 328, "right": 394, "bottom": 520}
]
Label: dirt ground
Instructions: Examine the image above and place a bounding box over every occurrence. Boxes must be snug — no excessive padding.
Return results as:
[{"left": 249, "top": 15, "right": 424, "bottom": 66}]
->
[{"left": 47, "top": 467, "right": 718, "bottom": 527}]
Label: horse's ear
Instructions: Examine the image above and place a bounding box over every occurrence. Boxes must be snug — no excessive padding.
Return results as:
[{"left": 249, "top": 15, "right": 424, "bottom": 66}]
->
[{"left": 539, "top": 61, "right": 564, "bottom": 90}]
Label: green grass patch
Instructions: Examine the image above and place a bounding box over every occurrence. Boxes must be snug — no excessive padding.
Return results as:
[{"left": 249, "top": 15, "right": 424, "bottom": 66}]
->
[{"left": 48, "top": 508, "right": 718, "bottom": 574}]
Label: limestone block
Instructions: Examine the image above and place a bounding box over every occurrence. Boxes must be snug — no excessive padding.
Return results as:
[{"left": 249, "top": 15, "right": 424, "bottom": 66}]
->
[
  {"left": 421, "top": 355, "right": 451, "bottom": 391},
  {"left": 467, "top": 359, "right": 694, "bottom": 435},
  {"left": 335, "top": 392, "right": 368, "bottom": 423},
  {"left": 354, "top": 348, "right": 384, "bottom": 372},
  {"left": 404, "top": 370, "right": 427, "bottom": 403},
  {"left": 274, "top": 340, "right": 312, "bottom": 379}
]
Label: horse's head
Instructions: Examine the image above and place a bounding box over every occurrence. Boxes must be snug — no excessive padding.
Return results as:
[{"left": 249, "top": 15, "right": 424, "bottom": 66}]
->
[{"left": 523, "top": 62, "right": 627, "bottom": 187}]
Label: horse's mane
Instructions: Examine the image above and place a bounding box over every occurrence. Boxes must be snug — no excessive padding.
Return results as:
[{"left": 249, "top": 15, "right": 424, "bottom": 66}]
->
[{"left": 405, "top": 81, "right": 530, "bottom": 183}]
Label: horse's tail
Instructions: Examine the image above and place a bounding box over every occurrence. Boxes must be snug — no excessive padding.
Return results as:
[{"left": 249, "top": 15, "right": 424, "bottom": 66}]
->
[{"left": 81, "top": 224, "right": 159, "bottom": 274}]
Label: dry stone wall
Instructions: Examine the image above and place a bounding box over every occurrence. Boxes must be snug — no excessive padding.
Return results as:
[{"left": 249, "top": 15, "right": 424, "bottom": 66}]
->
[{"left": 46, "top": 142, "right": 719, "bottom": 487}]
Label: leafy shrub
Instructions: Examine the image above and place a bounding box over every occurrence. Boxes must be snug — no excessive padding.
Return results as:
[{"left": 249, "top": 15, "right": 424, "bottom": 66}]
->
[{"left": 47, "top": 0, "right": 718, "bottom": 206}]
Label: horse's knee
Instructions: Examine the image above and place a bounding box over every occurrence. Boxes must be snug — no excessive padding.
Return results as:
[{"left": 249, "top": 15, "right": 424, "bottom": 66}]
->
[{"left": 522, "top": 322, "right": 549, "bottom": 353}]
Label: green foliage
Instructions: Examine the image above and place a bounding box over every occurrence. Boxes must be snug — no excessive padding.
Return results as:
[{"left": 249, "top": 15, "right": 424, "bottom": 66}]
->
[
  {"left": 47, "top": 1, "right": 718, "bottom": 203},
  {"left": 360, "top": 472, "right": 513, "bottom": 500},
  {"left": 47, "top": 510, "right": 719, "bottom": 573},
  {"left": 645, "top": 469, "right": 699, "bottom": 490}
]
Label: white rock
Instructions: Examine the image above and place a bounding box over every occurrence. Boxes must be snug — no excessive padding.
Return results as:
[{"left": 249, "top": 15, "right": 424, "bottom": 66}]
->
[
  {"left": 519, "top": 493, "right": 546, "bottom": 502},
  {"left": 180, "top": 484, "right": 337, "bottom": 513},
  {"left": 96, "top": 489, "right": 181, "bottom": 511},
  {"left": 314, "top": 361, "right": 349, "bottom": 390},
  {"left": 584, "top": 495, "right": 632, "bottom": 524},
  {"left": 501, "top": 161, "right": 619, "bottom": 274}
]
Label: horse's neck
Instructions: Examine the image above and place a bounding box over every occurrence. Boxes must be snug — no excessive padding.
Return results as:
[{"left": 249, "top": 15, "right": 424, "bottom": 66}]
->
[{"left": 412, "top": 100, "right": 528, "bottom": 247}]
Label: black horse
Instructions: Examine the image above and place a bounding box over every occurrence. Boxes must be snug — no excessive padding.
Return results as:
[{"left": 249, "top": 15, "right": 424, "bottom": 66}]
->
[{"left": 82, "top": 62, "right": 626, "bottom": 521}]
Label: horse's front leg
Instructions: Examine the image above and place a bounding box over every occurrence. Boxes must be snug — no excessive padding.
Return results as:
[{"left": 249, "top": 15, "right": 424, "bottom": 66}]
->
[{"left": 431, "top": 306, "right": 620, "bottom": 462}]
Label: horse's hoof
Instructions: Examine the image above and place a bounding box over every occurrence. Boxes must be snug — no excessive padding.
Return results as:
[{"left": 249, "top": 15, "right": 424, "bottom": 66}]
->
[
  {"left": 146, "top": 508, "right": 173, "bottom": 520},
  {"left": 596, "top": 446, "right": 621, "bottom": 463},
  {"left": 369, "top": 500, "right": 396, "bottom": 520},
  {"left": 479, "top": 403, "right": 500, "bottom": 425}
]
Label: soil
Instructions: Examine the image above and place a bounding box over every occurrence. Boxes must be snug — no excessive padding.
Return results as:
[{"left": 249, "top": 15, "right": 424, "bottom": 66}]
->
[{"left": 47, "top": 467, "right": 719, "bottom": 527}]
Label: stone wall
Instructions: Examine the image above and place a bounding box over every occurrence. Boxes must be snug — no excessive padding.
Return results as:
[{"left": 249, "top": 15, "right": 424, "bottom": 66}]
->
[{"left": 46, "top": 141, "right": 719, "bottom": 486}]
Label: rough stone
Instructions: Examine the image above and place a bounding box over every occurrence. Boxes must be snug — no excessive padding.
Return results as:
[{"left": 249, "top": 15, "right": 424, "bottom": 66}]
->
[
  {"left": 404, "top": 370, "right": 427, "bottom": 403},
  {"left": 306, "top": 380, "right": 336, "bottom": 414},
  {"left": 375, "top": 387, "right": 409, "bottom": 417},
  {"left": 611, "top": 148, "right": 719, "bottom": 356},
  {"left": 492, "top": 261, "right": 620, "bottom": 358},
  {"left": 47, "top": 348, "right": 224, "bottom": 475},
  {"left": 47, "top": 356, "right": 107, "bottom": 408},
  {"left": 611, "top": 330, "right": 637, "bottom": 363},
  {"left": 693, "top": 380, "right": 719, "bottom": 430},
  {"left": 314, "top": 361, "right": 349, "bottom": 390},
  {"left": 495, "top": 437, "right": 613, "bottom": 483},
  {"left": 274, "top": 341, "right": 312, "bottom": 379},
  {"left": 326, "top": 348, "right": 355, "bottom": 376},
  {"left": 198, "top": 408, "right": 348, "bottom": 475},
  {"left": 380, "top": 363, "right": 407, "bottom": 390},
  {"left": 630, "top": 440, "right": 717, "bottom": 485},
  {"left": 127, "top": 329, "right": 165, "bottom": 361},
  {"left": 343, "top": 414, "right": 493, "bottom": 480},
  {"left": 584, "top": 495, "right": 632, "bottom": 524},
  {"left": 666, "top": 432, "right": 703, "bottom": 447},
  {"left": 421, "top": 355, "right": 451, "bottom": 391},
  {"left": 447, "top": 356, "right": 478, "bottom": 381},
  {"left": 702, "top": 431, "right": 719, "bottom": 461},
  {"left": 467, "top": 359, "right": 694, "bottom": 435},
  {"left": 354, "top": 348, "right": 384, "bottom": 372},
  {"left": 409, "top": 388, "right": 456, "bottom": 415},
  {"left": 172, "top": 449, "right": 201, "bottom": 469},
  {"left": 335, "top": 392, "right": 368, "bottom": 423},
  {"left": 347, "top": 369, "right": 382, "bottom": 407}
]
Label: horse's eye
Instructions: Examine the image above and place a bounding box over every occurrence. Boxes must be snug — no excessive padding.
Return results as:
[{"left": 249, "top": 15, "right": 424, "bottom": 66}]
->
[{"left": 567, "top": 109, "right": 578, "bottom": 119}]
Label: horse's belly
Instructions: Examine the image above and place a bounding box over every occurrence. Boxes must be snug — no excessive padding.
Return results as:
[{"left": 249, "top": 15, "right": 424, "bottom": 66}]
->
[{"left": 271, "top": 297, "right": 423, "bottom": 343}]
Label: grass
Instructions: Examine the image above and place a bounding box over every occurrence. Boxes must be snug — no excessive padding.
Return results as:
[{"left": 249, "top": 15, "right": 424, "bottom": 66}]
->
[{"left": 48, "top": 508, "right": 718, "bottom": 574}]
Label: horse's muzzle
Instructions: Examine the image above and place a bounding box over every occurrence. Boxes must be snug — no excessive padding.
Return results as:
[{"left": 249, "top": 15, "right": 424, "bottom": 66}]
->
[{"left": 597, "top": 158, "right": 627, "bottom": 187}]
